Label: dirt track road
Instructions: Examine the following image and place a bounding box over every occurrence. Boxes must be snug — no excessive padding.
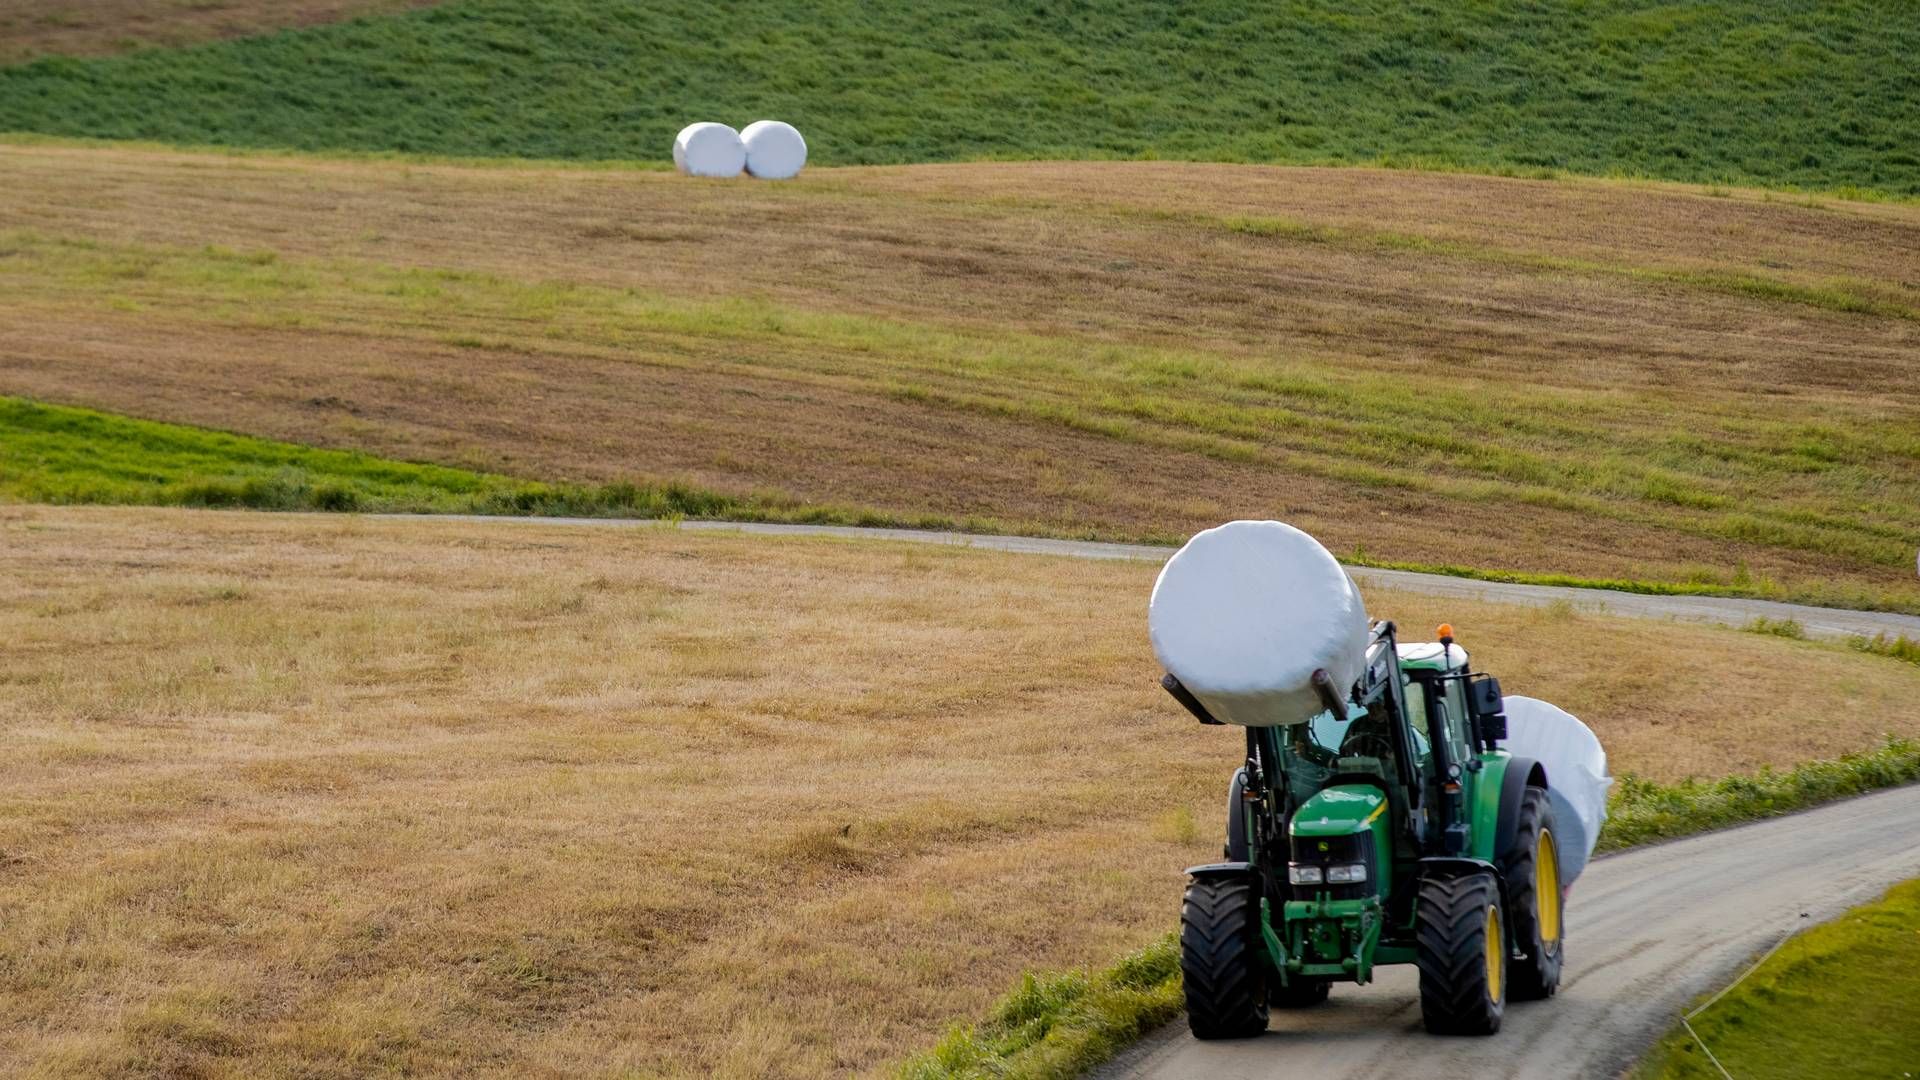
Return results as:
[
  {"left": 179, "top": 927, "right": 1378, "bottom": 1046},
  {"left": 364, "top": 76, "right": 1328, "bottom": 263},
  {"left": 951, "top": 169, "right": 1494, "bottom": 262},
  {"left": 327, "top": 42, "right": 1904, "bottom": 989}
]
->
[
  {"left": 407, "top": 517, "right": 1920, "bottom": 642},
  {"left": 1097, "top": 783, "right": 1920, "bottom": 1080}
]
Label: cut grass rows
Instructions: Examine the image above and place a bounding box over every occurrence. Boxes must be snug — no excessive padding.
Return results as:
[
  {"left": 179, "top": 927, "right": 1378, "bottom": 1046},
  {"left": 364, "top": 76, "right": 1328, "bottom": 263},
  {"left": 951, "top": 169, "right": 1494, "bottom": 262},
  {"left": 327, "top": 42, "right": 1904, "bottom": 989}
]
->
[
  {"left": 904, "top": 735, "right": 1920, "bottom": 1079},
  {"left": 0, "top": 396, "right": 977, "bottom": 530},
  {"left": 11, "top": 397, "right": 1920, "bottom": 617},
  {"left": 6, "top": 228, "right": 1919, "bottom": 612},
  {"left": 1209, "top": 211, "right": 1920, "bottom": 321}
]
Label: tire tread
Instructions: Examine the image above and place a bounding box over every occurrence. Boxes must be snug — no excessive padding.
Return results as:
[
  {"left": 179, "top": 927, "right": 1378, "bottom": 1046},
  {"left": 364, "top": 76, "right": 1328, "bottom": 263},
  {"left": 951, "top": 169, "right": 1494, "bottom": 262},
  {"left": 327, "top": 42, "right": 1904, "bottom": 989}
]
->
[
  {"left": 1505, "top": 787, "right": 1564, "bottom": 1001},
  {"left": 1180, "top": 877, "right": 1270, "bottom": 1039},
  {"left": 1415, "top": 872, "right": 1504, "bottom": 1035}
]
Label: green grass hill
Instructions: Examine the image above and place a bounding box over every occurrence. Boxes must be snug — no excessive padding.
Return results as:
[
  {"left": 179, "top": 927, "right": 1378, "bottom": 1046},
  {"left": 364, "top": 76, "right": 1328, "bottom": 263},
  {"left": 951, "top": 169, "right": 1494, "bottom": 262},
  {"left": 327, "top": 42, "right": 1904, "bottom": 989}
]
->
[{"left": 2, "top": 0, "right": 1917, "bottom": 193}]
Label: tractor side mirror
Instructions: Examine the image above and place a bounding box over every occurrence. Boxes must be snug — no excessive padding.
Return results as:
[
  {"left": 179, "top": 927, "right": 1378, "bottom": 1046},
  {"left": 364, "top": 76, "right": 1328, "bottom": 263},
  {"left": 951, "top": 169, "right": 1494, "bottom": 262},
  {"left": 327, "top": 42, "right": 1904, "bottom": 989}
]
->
[
  {"left": 1468, "top": 677, "right": 1503, "bottom": 716},
  {"left": 1468, "top": 677, "right": 1507, "bottom": 743}
]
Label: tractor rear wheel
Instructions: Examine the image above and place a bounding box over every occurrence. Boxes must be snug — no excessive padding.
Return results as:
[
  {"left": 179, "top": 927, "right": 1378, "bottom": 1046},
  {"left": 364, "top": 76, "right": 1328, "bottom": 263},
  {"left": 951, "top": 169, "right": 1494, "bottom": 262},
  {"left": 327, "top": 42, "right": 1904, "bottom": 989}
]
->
[
  {"left": 1180, "top": 876, "right": 1270, "bottom": 1039},
  {"left": 1415, "top": 872, "right": 1506, "bottom": 1035},
  {"left": 1503, "top": 787, "right": 1565, "bottom": 1000}
]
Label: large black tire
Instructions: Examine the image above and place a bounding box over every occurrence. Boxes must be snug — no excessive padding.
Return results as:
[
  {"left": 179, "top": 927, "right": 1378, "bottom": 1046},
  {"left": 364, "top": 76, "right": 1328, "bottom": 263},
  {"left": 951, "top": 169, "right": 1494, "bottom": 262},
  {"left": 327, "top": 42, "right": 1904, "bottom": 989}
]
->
[
  {"left": 1415, "top": 872, "right": 1506, "bottom": 1035},
  {"left": 1180, "top": 877, "right": 1270, "bottom": 1039},
  {"left": 1269, "top": 977, "right": 1330, "bottom": 1009},
  {"left": 1503, "top": 787, "right": 1565, "bottom": 1000}
]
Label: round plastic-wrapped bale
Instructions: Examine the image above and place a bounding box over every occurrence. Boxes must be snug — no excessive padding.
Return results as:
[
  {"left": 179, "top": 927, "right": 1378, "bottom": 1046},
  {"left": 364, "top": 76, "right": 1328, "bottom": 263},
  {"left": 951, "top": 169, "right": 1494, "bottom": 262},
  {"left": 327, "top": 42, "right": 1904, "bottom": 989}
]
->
[
  {"left": 1500, "top": 696, "right": 1613, "bottom": 882},
  {"left": 741, "top": 120, "right": 808, "bottom": 179},
  {"left": 672, "top": 122, "right": 746, "bottom": 178},
  {"left": 1149, "top": 520, "right": 1369, "bottom": 728}
]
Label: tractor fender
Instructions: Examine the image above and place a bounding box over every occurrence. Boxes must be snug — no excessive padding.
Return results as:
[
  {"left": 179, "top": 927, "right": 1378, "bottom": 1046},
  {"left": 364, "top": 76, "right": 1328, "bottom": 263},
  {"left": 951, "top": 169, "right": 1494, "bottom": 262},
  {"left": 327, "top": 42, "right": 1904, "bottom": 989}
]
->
[
  {"left": 1225, "top": 767, "right": 1250, "bottom": 862},
  {"left": 1415, "top": 856, "right": 1499, "bottom": 880},
  {"left": 1417, "top": 856, "right": 1506, "bottom": 903},
  {"left": 1185, "top": 861, "right": 1261, "bottom": 890},
  {"left": 1494, "top": 756, "right": 1548, "bottom": 865}
]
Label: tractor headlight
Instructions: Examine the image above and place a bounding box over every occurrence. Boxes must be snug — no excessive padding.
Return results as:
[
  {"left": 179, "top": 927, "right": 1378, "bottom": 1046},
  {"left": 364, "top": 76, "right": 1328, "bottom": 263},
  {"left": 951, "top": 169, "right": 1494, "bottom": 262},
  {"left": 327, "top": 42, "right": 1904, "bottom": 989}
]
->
[
  {"left": 1287, "top": 864, "right": 1323, "bottom": 885},
  {"left": 1325, "top": 863, "right": 1369, "bottom": 884}
]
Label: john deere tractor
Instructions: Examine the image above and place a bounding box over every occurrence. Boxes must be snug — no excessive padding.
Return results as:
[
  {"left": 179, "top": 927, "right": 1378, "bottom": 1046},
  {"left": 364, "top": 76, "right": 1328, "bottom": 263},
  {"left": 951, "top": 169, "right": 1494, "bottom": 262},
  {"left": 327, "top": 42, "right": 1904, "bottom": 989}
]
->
[{"left": 1160, "top": 620, "right": 1564, "bottom": 1037}]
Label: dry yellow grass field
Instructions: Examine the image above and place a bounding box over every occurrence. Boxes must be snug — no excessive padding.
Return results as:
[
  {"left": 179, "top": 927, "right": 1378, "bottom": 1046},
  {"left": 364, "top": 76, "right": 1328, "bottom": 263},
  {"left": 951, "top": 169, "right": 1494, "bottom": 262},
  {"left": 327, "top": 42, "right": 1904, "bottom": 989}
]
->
[
  {"left": 2, "top": 143, "right": 1917, "bottom": 610},
  {"left": 2, "top": 506, "right": 1915, "bottom": 1078}
]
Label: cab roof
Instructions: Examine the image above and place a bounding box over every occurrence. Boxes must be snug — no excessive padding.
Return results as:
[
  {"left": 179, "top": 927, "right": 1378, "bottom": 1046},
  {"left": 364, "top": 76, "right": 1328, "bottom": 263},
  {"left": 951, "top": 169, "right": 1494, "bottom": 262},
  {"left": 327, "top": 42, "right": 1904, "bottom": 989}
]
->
[{"left": 1396, "top": 641, "right": 1468, "bottom": 673}]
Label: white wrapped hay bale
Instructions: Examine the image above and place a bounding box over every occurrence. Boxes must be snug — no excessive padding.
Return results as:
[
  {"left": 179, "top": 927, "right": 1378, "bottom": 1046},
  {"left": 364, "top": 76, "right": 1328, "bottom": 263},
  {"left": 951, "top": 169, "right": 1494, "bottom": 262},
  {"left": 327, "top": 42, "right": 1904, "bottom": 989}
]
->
[
  {"left": 1149, "top": 520, "right": 1370, "bottom": 728},
  {"left": 672, "top": 122, "right": 746, "bottom": 178},
  {"left": 1501, "top": 696, "right": 1613, "bottom": 882},
  {"left": 741, "top": 119, "right": 808, "bottom": 179}
]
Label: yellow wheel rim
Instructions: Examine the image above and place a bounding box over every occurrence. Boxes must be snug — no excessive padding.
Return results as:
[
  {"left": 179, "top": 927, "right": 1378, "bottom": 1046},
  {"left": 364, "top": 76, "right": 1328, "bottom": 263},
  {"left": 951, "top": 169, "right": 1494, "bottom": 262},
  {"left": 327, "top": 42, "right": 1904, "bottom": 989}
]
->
[
  {"left": 1537, "top": 829, "right": 1562, "bottom": 944},
  {"left": 1485, "top": 904, "right": 1503, "bottom": 1003}
]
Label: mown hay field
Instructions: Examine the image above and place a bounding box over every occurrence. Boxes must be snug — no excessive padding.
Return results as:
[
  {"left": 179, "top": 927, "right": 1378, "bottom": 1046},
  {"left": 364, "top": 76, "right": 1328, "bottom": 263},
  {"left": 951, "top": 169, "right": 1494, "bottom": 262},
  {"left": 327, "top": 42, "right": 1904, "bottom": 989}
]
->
[
  {"left": 2, "top": 507, "right": 1916, "bottom": 1078},
  {"left": 2, "top": 144, "right": 1918, "bottom": 613}
]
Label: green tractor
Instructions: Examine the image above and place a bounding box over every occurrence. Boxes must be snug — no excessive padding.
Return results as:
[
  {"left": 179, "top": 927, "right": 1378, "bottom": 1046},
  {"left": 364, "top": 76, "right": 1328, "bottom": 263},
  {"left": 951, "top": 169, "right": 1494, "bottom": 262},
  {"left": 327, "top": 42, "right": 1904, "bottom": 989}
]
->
[{"left": 1160, "top": 620, "right": 1565, "bottom": 1037}]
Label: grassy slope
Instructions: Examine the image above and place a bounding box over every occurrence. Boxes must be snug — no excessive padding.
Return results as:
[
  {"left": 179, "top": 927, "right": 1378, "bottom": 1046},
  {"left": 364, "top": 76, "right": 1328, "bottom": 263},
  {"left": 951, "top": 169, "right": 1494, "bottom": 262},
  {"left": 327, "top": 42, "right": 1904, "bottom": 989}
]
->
[
  {"left": 1633, "top": 878, "right": 1920, "bottom": 1080},
  {"left": 2, "top": 1, "right": 1918, "bottom": 194},
  {"left": 3, "top": 507, "right": 1917, "bottom": 1077},
  {"left": 4, "top": 145, "right": 1918, "bottom": 613},
  {"left": 0, "top": 0, "right": 437, "bottom": 64}
]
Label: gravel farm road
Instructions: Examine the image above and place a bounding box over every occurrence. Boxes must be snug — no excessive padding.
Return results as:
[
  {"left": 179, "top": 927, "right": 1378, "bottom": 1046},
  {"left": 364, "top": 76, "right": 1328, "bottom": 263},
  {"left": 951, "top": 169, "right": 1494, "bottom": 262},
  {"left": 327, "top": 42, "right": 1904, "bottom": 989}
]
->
[
  {"left": 406, "top": 516, "right": 1920, "bottom": 642},
  {"left": 1096, "top": 783, "right": 1920, "bottom": 1080}
]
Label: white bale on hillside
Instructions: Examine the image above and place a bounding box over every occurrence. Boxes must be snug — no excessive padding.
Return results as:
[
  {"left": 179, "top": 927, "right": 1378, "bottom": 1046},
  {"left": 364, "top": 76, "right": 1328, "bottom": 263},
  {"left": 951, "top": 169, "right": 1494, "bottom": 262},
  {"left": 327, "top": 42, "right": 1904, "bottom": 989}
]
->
[
  {"left": 673, "top": 122, "right": 746, "bottom": 178},
  {"left": 1501, "top": 696, "right": 1613, "bottom": 883},
  {"left": 1149, "top": 520, "right": 1370, "bottom": 728},
  {"left": 741, "top": 119, "right": 808, "bottom": 179}
]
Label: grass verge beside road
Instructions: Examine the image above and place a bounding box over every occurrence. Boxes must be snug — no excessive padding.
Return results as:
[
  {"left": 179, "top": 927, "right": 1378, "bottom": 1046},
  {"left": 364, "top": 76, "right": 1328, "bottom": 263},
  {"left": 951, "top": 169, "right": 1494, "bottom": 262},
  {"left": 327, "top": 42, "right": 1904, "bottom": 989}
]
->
[
  {"left": 901, "top": 742, "right": 1920, "bottom": 1078},
  {"left": 1595, "top": 736, "right": 1920, "bottom": 853},
  {"left": 1632, "top": 879, "right": 1920, "bottom": 1080}
]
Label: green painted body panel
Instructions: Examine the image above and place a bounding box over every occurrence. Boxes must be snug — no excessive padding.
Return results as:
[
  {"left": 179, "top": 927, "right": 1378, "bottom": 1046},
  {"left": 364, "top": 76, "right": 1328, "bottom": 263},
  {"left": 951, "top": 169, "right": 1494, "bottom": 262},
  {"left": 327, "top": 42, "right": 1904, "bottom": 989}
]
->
[
  {"left": 1279, "top": 896, "right": 1385, "bottom": 983},
  {"left": 1366, "top": 796, "right": 1393, "bottom": 899},
  {"left": 1373, "top": 944, "right": 1417, "bottom": 966},
  {"left": 1467, "top": 750, "right": 1512, "bottom": 862}
]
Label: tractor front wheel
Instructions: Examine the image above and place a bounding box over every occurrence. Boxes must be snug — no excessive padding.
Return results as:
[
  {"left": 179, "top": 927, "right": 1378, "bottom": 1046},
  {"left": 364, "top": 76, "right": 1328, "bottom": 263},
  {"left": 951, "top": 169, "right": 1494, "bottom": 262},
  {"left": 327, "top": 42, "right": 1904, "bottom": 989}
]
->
[
  {"left": 1415, "top": 872, "right": 1506, "bottom": 1035},
  {"left": 1503, "top": 787, "right": 1565, "bottom": 1000},
  {"left": 1180, "top": 876, "right": 1270, "bottom": 1039}
]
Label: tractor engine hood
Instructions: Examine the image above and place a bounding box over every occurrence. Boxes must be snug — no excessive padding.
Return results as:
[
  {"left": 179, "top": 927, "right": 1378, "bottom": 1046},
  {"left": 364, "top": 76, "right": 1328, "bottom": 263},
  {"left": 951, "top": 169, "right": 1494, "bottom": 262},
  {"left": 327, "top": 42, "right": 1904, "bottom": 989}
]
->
[{"left": 1290, "top": 784, "right": 1388, "bottom": 837}]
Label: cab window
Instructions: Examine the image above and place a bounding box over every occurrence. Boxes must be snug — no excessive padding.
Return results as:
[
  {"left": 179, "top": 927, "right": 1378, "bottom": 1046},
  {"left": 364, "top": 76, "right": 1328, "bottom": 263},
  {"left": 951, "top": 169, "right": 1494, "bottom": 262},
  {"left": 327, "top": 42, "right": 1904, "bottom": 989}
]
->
[
  {"left": 1439, "top": 679, "right": 1472, "bottom": 760},
  {"left": 1401, "top": 675, "right": 1429, "bottom": 742}
]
